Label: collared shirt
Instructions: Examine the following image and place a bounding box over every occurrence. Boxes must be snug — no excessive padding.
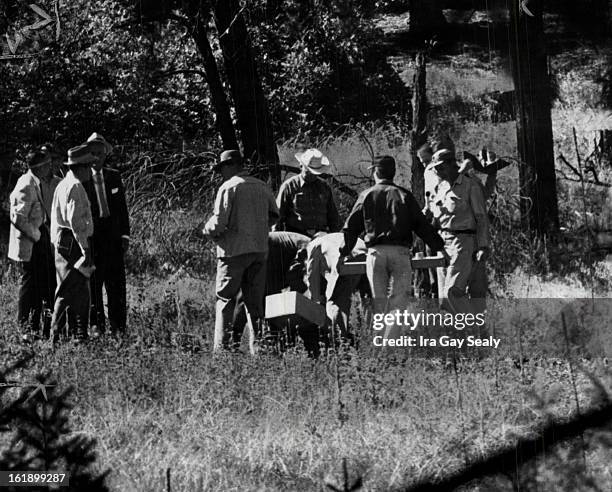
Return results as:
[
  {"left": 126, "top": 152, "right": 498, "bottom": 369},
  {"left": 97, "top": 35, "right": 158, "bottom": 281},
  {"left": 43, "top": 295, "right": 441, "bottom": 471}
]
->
[
  {"left": 276, "top": 174, "right": 340, "bottom": 235},
  {"left": 431, "top": 173, "right": 489, "bottom": 248},
  {"left": 342, "top": 180, "right": 444, "bottom": 254},
  {"left": 50, "top": 171, "right": 94, "bottom": 254},
  {"left": 306, "top": 232, "right": 366, "bottom": 303},
  {"left": 205, "top": 172, "right": 279, "bottom": 258}
]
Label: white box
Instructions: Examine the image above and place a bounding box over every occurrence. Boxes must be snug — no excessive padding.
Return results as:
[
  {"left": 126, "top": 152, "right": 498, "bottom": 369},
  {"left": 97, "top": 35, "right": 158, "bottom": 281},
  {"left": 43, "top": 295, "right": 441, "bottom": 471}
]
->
[{"left": 265, "top": 291, "right": 326, "bottom": 326}]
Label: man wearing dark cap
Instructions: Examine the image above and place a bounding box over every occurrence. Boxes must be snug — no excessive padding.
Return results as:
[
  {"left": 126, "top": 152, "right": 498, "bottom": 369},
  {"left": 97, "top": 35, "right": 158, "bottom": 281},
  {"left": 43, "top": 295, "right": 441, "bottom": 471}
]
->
[
  {"left": 274, "top": 148, "right": 340, "bottom": 238},
  {"left": 84, "top": 132, "right": 130, "bottom": 336},
  {"left": 50, "top": 144, "right": 95, "bottom": 342},
  {"left": 427, "top": 149, "right": 490, "bottom": 316},
  {"left": 341, "top": 155, "right": 447, "bottom": 322},
  {"left": 203, "top": 150, "right": 279, "bottom": 353},
  {"left": 8, "top": 151, "right": 60, "bottom": 341}
]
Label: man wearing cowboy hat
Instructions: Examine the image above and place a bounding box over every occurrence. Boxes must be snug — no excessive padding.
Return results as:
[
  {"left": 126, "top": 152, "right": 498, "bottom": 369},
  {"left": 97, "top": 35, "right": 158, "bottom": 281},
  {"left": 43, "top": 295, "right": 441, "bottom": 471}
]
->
[
  {"left": 275, "top": 148, "right": 340, "bottom": 238},
  {"left": 341, "top": 155, "right": 447, "bottom": 329},
  {"left": 203, "top": 149, "right": 279, "bottom": 353},
  {"left": 50, "top": 143, "right": 96, "bottom": 342},
  {"left": 8, "top": 150, "right": 60, "bottom": 341},
  {"left": 83, "top": 132, "right": 130, "bottom": 336},
  {"left": 427, "top": 149, "right": 490, "bottom": 317}
]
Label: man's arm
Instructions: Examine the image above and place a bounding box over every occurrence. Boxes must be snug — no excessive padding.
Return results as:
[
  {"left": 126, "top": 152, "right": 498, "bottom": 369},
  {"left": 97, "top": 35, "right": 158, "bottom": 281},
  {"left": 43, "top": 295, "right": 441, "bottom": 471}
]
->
[
  {"left": 273, "top": 181, "right": 291, "bottom": 231},
  {"left": 408, "top": 194, "right": 445, "bottom": 253},
  {"left": 469, "top": 181, "right": 490, "bottom": 251},
  {"left": 305, "top": 243, "right": 322, "bottom": 303},
  {"left": 10, "top": 181, "right": 41, "bottom": 242},
  {"left": 204, "top": 185, "right": 233, "bottom": 238},
  {"left": 483, "top": 173, "right": 497, "bottom": 200},
  {"left": 113, "top": 171, "right": 130, "bottom": 238},
  {"left": 267, "top": 188, "right": 280, "bottom": 229},
  {"left": 326, "top": 184, "right": 341, "bottom": 232},
  {"left": 340, "top": 195, "right": 365, "bottom": 256}
]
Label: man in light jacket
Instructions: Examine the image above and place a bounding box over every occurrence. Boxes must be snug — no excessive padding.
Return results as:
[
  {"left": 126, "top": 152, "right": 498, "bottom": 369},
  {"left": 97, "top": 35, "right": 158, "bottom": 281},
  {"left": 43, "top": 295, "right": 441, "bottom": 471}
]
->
[
  {"left": 203, "top": 150, "right": 279, "bottom": 353},
  {"left": 50, "top": 144, "right": 95, "bottom": 342},
  {"left": 8, "top": 150, "right": 60, "bottom": 340}
]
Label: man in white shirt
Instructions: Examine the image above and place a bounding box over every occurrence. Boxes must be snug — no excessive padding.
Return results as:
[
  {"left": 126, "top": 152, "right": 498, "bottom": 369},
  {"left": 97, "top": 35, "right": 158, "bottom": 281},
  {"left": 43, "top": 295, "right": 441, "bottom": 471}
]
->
[{"left": 50, "top": 144, "right": 95, "bottom": 342}]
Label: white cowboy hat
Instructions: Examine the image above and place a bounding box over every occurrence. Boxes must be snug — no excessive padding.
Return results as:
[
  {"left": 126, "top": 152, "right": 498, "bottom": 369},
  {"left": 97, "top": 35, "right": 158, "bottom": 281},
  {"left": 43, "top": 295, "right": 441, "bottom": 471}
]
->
[{"left": 295, "top": 148, "right": 330, "bottom": 175}]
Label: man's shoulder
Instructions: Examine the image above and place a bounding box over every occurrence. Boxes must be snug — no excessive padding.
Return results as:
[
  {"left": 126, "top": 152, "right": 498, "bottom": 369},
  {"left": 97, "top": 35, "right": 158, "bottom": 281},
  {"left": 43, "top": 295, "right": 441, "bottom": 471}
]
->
[
  {"left": 278, "top": 174, "right": 301, "bottom": 191},
  {"left": 13, "top": 172, "right": 35, "bottom": 191},
  {"left": 103, "top": 167, "right": 122, "bottom": 180}
]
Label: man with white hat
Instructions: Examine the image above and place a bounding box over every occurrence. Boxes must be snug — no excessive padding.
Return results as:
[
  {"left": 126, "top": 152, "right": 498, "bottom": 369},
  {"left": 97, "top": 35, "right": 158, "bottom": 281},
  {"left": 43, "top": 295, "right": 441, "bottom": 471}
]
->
[
  {"left": 50, "top": 143, "right": 95, "bottom": 342},
  {"left": 84, "top": 132, "right": 130, "bottom": 336},
  {"left": 8, "top": 150, "right": 60, "bottom": 341},
  {"left": 275, "top": 148, "right": 340, "bottom": 238}
]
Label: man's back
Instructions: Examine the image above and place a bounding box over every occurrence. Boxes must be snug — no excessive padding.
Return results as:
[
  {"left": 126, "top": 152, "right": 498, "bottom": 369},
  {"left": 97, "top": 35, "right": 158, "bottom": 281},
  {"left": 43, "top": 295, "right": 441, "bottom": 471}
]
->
[{"left": 213, "top": 174, "right": 278, "bottom": 258}]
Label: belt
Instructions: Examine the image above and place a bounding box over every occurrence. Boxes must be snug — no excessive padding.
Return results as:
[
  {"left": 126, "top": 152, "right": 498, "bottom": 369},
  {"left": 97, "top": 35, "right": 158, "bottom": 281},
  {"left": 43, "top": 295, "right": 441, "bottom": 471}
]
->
[{"left": 440, "top": 228, "right": 476, "bottom": 235}]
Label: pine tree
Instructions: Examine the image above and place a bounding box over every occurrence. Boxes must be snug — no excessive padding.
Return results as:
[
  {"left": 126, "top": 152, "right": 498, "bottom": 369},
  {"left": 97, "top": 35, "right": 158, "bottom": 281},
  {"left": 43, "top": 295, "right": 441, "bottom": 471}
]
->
[{"left": 1, "top": 360, "right": 110, "bottom": 492}]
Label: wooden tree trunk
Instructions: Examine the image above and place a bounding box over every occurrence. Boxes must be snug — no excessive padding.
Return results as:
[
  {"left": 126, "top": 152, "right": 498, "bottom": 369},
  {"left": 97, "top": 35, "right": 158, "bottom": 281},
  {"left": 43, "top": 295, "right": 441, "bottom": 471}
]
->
[
  {"left": 509, "top": 0, "right": 559, "bottom": 235},
  {"left": 192, "top": 19, "right": 239, "bottom": 151},
  {"left": 212, "top": 0, "right": 281, "bottom": 188},
  {"left": 409, "top": 52, "right": 428, "bottom": 207}
]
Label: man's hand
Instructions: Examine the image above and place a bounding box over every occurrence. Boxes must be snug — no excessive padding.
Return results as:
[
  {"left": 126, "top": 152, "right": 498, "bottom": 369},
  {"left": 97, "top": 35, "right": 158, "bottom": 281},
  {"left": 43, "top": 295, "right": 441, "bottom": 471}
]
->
[
  {"left": 475, "top": 248, "right": 489, "bottom": 262},
  {"left": 122, "top": 237, "right": 130, "bottom": 254}
]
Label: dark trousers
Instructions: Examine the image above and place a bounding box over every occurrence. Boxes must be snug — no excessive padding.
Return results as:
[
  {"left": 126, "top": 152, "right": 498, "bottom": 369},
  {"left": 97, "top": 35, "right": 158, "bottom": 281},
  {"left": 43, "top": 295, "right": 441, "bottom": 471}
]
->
[
  {"left": 90, "top": 237, "right": 127, "bottom": 333},
  {"left": 51, "top": 229, "right": 90, "bottom": 341},
  {"left": 17, "top": 228, "right": 56, "bottom": 336}
]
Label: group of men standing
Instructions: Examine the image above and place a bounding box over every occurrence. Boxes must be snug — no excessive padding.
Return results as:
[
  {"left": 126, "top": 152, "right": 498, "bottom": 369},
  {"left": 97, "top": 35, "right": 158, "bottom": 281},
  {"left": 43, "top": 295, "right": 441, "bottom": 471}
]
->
[
  {"left": 8, "top": 133, "right": 130, "bottom": 342},
  {"left": 204, "top": 141, "right": 499, "bottom": 354}
]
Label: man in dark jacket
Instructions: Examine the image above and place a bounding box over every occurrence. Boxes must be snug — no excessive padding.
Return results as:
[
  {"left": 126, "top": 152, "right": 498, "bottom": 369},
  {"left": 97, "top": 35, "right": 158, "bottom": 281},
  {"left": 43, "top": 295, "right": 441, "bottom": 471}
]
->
[
  {"left": 84, "top": 133, "right": 130, "bottom": 336},
  {"left": 341, "top": 155, "right": 448, "bottom": 320}
]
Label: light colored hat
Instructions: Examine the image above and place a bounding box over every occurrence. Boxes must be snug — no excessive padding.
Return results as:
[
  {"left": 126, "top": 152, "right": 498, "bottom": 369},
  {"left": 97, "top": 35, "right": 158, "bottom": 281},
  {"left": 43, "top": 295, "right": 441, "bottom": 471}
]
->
[
  {"left": 65, "top": 143, "right": 97, "bottom": 166},
  {"left": 295, "top": 148, "right": 330, "bottom": 175},
  {"left": 426, "top": 149, "right": 456, "bottom": 172},
  {"left": 87, "top": 132, "right": 113, "bottom": 154}
]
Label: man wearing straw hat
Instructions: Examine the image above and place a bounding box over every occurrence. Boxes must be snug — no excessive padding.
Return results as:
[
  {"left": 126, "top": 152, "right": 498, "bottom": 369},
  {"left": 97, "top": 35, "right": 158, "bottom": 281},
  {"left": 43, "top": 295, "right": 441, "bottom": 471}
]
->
[
  {"left": 427, "top": 149, "right": 490, "bottom": 317},
  {"left": 8, "top": 150, "right": 60, "bottom": 341},
  {"left": 203, "top": 150, "right": 279, "bottom": 353},
  {"left": 84, "top": 132, "right": 130, "bottom": 337},
  {"left": 275, "top": 148, "right": 340, "bottom": 238},
  {"left": 50, "top": 143, "right": 96, "bottom": 342}
]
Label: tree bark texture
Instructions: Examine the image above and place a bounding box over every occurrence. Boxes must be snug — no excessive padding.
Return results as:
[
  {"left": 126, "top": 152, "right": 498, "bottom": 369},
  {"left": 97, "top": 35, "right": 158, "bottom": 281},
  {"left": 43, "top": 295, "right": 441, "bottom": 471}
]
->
[
  {"left": 409, "top": 52, "right": 428, "bottom": 208},
  {"left": 191, "top": 18, "right": 239, "bottom": 151},
  {"left": 509, "top": 0, "right": 559, "bottom": 235},
  {"left": 212, "top": 0, "right": 281, "bottom": 188}
]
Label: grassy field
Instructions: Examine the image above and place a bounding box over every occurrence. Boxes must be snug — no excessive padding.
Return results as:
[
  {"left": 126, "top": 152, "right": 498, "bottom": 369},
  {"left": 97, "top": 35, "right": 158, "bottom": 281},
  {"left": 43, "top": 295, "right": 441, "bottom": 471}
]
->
[
  {"left": 2, "top": 263, "right": 612, "bottom": 491},
  {"left": 3, "top": 27, "right": 612, "bottom": 492}
]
